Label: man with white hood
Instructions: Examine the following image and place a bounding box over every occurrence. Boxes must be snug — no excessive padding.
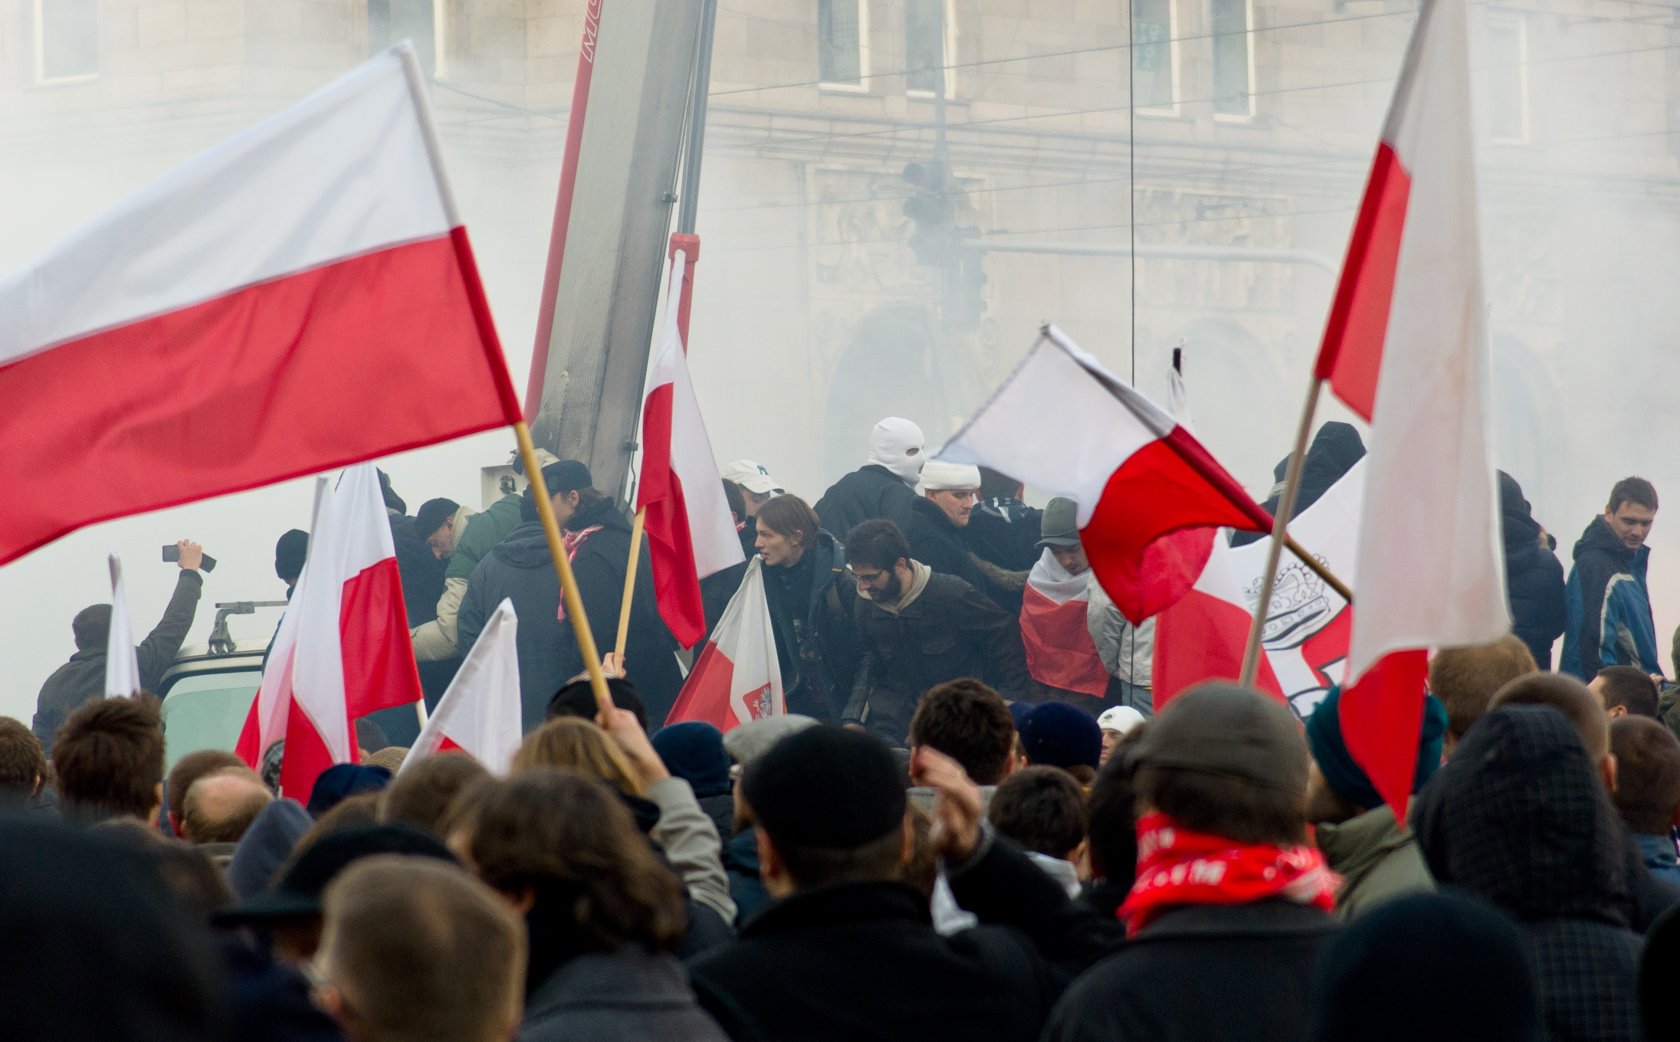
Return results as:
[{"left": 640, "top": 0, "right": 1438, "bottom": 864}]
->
[{"left": 814, "top": 417, "right": 925, "bottom": 544}]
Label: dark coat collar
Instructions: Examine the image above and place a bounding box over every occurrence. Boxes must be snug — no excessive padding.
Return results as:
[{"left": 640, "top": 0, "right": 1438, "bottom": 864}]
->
[{"left": 739, "top": 880, "right": 932, "bottom": 939}]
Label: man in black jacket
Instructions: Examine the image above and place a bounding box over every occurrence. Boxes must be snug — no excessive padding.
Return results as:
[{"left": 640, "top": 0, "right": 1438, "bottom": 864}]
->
[
  {"left": 841, "top": 521, "right": 1031, "bottom": 745},
  {"left": 1045, "top": 684, "right": 1340, "bottom": 1042},
  {"left": 458, "top": 460, "right": 683, "bottom": 730},
  {"left": 812, "top": 417, "right": 924, "bottom": 542},
  {"left": 686, "top": 725, "right": 1110, "bottom": 1042},
  {"left": 1499, "top": 471, "right": 1566, "bottom": 670},
  {"left": 905, "top": 459, "right": 988, "bottom": 593},
  {"left": 34, "top": 539, "right": 206, "bottom": 750}
]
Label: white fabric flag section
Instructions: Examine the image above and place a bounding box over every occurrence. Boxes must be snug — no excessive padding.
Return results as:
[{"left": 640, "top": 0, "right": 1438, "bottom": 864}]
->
[
  {"left": 403, "top": 598, "right": 523, "bottom": 776},
  {"left": 665, "top": 557, "right": 785, "bottom": 730},
  {"left": 104, "top": 553, "right": 142, "bottom": 698}
]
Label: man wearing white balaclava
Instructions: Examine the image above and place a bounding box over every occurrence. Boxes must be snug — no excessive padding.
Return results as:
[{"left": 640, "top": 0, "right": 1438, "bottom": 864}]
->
[{"left": 813, "top": 417, "right": 925, "bottom": 545}]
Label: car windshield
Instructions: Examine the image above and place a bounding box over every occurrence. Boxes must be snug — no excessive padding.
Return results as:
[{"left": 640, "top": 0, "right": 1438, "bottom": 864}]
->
[{"left": 159, "top": 670, "right": 262, "bottom": 770}]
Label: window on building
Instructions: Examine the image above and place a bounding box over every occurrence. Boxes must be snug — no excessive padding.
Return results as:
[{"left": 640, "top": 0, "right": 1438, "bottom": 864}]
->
[
  {"left": 1211, "top": 0, "right": 1254, "bottom": 118},
  {"left": 369, "top": 0, "right": 438, "bottom": 78},
  {"left": 36, "top": 0, "right": 99, "bottom": 83},
  {"left": 904, "top": 0, "right": 946, "bottom": 95},
  {"left": 819, "top": 0, "right": 863, "bottom": 87},
  {"left": 1132, "top": 0, "right": 1177, "bottom": 112},
  {"left": 1487, "top": 14, "right": 1528, "bottom": 143}
]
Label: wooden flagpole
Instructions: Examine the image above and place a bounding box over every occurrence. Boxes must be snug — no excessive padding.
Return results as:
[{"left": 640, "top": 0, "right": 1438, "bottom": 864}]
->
[
  {"left": 616, "top": 508, "right": 647, "bottom": 656},
  {"left": 514, "top": 420, "right": 615, "bottom": 716}
]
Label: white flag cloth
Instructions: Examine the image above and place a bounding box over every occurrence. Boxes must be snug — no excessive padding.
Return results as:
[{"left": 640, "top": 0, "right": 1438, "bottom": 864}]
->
[
  {"left": 664, "top": 557, "right": 785, "bottom": 730},
  {"left": 103, "top": 553, "right": 142, "bottom": 698},
  {"left": 402, "top": 598, "right": 523, "bottom": 776}
]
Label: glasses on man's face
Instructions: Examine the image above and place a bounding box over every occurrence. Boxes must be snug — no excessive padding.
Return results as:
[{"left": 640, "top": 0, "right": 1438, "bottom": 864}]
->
[{"left": 852, "top": 567, "right": 887, "bottom": 587}]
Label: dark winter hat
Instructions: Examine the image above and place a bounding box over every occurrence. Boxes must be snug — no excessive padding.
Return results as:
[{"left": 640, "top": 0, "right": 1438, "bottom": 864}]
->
[
  {"left": 0, "top": 816, "right": 228, "bottom": 1042},
  {"left": 274, "top": 529, "right": 309, "bottom": 585},
  {"left": 218, "top": 823, "right": 455, "bottom": 924},
  {"left": 225, "top": 797, "right": 313, "bottom": 900},
  {"left": 742, "top": 725, "right": 906, "bottom": 849},
  {"left": 651, "top": 722, "right": 732, "bottom": 798},
  {"left": 1008, "top": 700, "right": 1035, "bottom": 732},
  {"left": 1036, "top": 497, "right": 1082, "bottom": 550},
  {"left": 305, "top": 764, "right": 392, "bottom": 818},
  {"left": 1307, "top": 686, "right": 1447, "bottom": 810},
  {"left": 414, "top": 498, "right": 460, "bottom": 539},
  {"left": 1020, "top": 702, "right": 1102, "bottom": 770},
  {"left": 1311, "top": 891, "right": 1540, "bottom": 1042},
  {"left": 539, "top": 459, "right": 594, "bottom": 495},
  {"left": 1132, "top": 683, "right": 1308, "bottom": 793},
  {"left": 547, "top": 676, "right": 648, "bottom": 732}
]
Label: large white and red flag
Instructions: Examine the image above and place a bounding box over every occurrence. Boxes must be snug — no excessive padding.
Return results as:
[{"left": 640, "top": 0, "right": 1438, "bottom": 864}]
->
[
  {"left": 0, "top": 45, "right": 522, "bottom": 567},
  {"left": 1153, "top": 460, "right": 1365, "bottom": 719},
  {"left": 940, "top": 327, "right": 1273, "bottom": 624},
  {"left": 1021, "top": 553, "right": 1109, "bottom": 697},
  {"left": 1315, "top": 0, "right": 1508, "bottom": 817},
  {"left": 237, "top": 464, "right": 423, "bottom": 799},
  {"left": 635, "top": 252, "right": 745, "bottom": 649},
  {"left": 665, "top": 558, "right": 783, "bottom": 730},
  {"left": 403, "top": 598, "right": 522, "bottom": 776},
  {"left": 104, "top": 553, "right": 142, "bottom": 698}
]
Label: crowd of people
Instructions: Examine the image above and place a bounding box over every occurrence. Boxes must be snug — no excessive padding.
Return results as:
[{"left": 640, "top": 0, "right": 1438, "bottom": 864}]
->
[{"left": 12, "top": 416, "right": 1680, "bottom": 1041}]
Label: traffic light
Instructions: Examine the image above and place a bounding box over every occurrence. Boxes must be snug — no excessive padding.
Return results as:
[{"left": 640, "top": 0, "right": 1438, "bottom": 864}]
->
[
  {"left": 903, "top": 159, "right": 986, "bottom": 327},
  {"left": 902, "top": 161, "right": 954, "bottom": 265}
]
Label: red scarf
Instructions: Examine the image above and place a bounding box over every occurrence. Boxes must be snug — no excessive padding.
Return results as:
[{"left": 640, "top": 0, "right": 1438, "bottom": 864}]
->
[
  {"left": 555, "top": 525, "right": 603, "bottom": 622},
  {"left": 1119, "top": 812, "right": 1338, "bottom": 936}
]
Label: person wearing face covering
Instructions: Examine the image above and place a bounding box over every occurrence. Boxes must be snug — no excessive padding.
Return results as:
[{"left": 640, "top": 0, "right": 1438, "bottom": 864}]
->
[{"left": 813, "top": 417, "right": 926, "bottom": 544}]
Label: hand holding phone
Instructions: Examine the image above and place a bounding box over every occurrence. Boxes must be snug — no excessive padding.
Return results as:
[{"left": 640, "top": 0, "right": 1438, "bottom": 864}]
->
[{"left": 162, "top": 541, "right": 216, "bottom": 573}]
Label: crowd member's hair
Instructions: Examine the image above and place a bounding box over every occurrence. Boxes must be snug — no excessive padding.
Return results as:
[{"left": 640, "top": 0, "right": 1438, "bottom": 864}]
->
[
  {"left": 1490, "top": 672, "right": 1610, "bottom": 764},
  {"left": 987, "top": 766, "right": 1086, "bottom": 860},
  {"left": 181, "top": 769, "right": 272, "bottom": 844},
  {"left": 275, "top": 528, "right": 309, "bottom": 586},
  {"left": 977, "top": 466, "right": 1022, "bottom": 502},
  {"left": 546, "top": 676, "right": 649, "bottom": 732},
  {"left": 1428, "top": 636, "right": 1538, "bottom": 741},
  {"left": 844, "top": 520, "right": 910, "bottom": 572},
  {"left": 721, "top": 479, "right": 746, "bottom": 521},
  {"left": 318, "top": 856, "right": 525, "bottom": 1042},
  {"left": 560, "top": 488, "right": 607, "bottom": 527},
  {"left": 466, "top": 770, "right": 686, "bottom": 953},
  {"left": 166, "top": 749, "right": 247, "bottom": 830},
  {"left": 776, "top": 829, "right": 906, "bottom": 892},
  {"left": 1597, "top": 665, "right": 1661, "bottom": 719},
  {"left": 0, "top": 716, "right": 47, "bottom": 805},
  {"left": 513, "top": 718, "right": 643, "bottom": 797},
  {"left": 1610, "top": 717, "right": 1680, "bottom": 836},
  {"left": 379, "top": 755, "right": 490, "bottom": 838},
  {"left": 756, "top": 495, "right": 822, "bottom": 549},
  {"left": 1608, "top": 476, "right": 1659, "bottom": 514},
  {"left": 1085, "top": 726, "right": 1146, "bottom": 886},
  {"left": 71, "top": 604, "right": 113, "bottom": 651},
  {"left": 52, "top": 696, "right": 166, "bottom": 823},
  {"left": 908, "top": 679, "right": 1016, "bottom": 785}
]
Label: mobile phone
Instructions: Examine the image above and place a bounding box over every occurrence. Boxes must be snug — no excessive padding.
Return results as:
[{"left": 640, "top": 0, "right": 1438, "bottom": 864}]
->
[{"left": 161, "top": 545, "right": 217, "bottom": 572}]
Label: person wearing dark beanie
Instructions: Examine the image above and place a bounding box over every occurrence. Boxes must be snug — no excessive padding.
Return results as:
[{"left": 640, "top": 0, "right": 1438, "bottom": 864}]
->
[
  {"left": 1311, "top": 891, "right": 1542, "bottom": 1042},
  {"left": 686, "top": 725, "right": 1111, "bottom": 1042},
  {"left": 651, "top": 721, "right": 735, "bottom": 839},
  {"left": 1020, "top": 702, "right": 1102, "bottom": 783},
  {"left": 1306, "top": 685, "right": 1445, "bottom": 917}
]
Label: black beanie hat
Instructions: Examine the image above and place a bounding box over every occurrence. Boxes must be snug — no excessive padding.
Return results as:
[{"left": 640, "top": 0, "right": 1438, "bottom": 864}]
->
[
  {"left": 414, "top": 498, "right": 460, "bottom": 539},
  {"left": 743, "top": 725, "right": 906, "bottom": 849}
]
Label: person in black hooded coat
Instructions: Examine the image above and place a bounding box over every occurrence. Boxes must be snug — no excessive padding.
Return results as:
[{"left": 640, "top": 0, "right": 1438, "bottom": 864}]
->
[
  {"left": 1231, "top": 421, "right": 1365, "bottom": 547},
  {"left": 1413, "top": 704, "right": 1644, "bottom": 1042},
  {"left": 1499, "top": 471, "right": 1567, "bottom": 670}
]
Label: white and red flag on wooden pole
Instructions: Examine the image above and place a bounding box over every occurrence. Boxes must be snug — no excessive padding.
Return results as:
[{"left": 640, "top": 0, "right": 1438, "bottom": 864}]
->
[
  {"left": 1315, "top": 0, "right": 1508, "bottom": 817},
  {"left": 940, "top": 326, "right": 1274, "bottom": 624},
  {"left": 635, "top": 252, "right": 745, "bottom": 648},
  {"left": 237, "top": 464, "right": 424, "bottom": 799},
  {"left": 104, "top": 553, "right": 143, "bottom": 698},
  {"left": 0, "top": 45, "right": 522, "bottom": 567},
  {"left": 665, "top": 558, "right": 783, "bottom": 730},
  {"left": 403, "top": 598, "right": 523, "bottom": 776}
]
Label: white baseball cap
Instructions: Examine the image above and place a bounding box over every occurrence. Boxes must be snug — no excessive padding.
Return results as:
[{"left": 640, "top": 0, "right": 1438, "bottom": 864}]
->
[
  {"left": 1097, "top": 705, "right": 1146, "bottom": 736},
  {"left": 722, "top": 459, "right": 783, "bottom": 496}
]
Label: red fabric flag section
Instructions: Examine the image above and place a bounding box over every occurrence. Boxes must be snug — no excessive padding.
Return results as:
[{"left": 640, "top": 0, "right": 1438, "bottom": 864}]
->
[
  {"left": 1316, "top": 0, "right": 1509, "bottom": 818},
  {"left": 237, "top": 465, "right": 423, "bottom": 799},
  {"left": 1020, "top": 550, "right": 1109, "bottom": 697},
  {"left": 636, "top": 253, "right": 745, "bottom": 649},
  {"left": 0, "top": 46, "right": 521, "bottom": 568},
  {"left": 665, "top": 559, "right": 784, "bottom": 731},
  {"left": 941, "top": 327, "right": 1272, "bottom": 625}
]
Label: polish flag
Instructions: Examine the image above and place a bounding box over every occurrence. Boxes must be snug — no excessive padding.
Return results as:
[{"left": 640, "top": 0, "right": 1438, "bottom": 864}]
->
[
  {"left": 665, "top": 558, "right": 783, "bottom": 730},
  {"left": 1021, "top": 551, "right": 1109, "bottom": 697},
  {"left": 636, "top": 251, "right": 745, "bottom": 649},
  {"left": 104, "top": 554, "right": 143, "bottom": 698},
  {"left": 1315, "top": 0, "right": 1508, "bottom": 816},
  {"left": 0, "top": 45, "right": 522, "bottom": 568},
  {"left": 403, "top": 598, "right": 522, "bottom": 776},
  {"left": 236, "top": 464, "right": 424, "bottom": 800},
  {"left": 940, "top": 326, "right": 1273, "bottom": 624}
]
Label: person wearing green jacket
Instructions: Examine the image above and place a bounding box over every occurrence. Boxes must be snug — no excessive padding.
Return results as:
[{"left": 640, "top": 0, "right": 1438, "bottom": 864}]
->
[{"left": 410, "top": 493, "right": 523, "bottom": 662}]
